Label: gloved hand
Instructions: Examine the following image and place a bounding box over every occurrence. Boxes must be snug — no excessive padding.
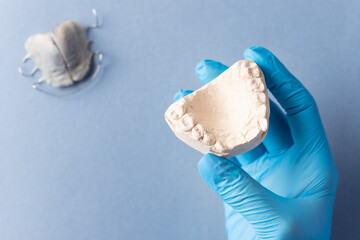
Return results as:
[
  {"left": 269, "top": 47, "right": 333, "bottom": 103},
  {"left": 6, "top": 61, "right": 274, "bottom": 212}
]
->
[{"left": 173, "top": 46, "right": 338, "bottom": 240}]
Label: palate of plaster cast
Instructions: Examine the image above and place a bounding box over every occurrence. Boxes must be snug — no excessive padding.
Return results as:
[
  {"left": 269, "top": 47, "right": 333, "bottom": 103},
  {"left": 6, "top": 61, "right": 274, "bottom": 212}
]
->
[
  {"left": 18, "top": 9, "right": 103, "bottom": 96},
  {"left": 164, "top": 60, "right": 270, "bottom": 158}
]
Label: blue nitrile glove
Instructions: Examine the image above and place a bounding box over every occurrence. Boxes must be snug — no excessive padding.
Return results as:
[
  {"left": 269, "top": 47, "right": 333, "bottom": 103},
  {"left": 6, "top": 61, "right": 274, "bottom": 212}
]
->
[{"left": 173, "top": 46, "right": 338, "bottom": 240}]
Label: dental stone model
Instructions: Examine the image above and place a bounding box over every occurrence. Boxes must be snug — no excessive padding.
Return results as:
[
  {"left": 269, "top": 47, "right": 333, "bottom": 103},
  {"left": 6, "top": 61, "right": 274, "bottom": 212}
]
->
[
  {"left": 164, "top": 60, "right": 270, "bottom": 158},
  {"left": 18, "top": 9, "right": 102, "bottom": 96}
]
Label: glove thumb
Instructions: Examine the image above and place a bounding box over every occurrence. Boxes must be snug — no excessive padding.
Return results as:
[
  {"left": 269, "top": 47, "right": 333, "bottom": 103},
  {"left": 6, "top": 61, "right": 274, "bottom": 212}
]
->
[{"left": 198, "top": 154, "right": 292, "bottom": 237}]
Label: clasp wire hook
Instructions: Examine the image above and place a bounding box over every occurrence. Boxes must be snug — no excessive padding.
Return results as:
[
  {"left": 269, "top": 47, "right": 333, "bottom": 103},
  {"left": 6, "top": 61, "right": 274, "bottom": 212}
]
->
[
  {"left": 18, "top": 54, "right": 38, "bottom": 77},
  {"left": 90, "top": 8, "right": 99, "bottom": 28}
]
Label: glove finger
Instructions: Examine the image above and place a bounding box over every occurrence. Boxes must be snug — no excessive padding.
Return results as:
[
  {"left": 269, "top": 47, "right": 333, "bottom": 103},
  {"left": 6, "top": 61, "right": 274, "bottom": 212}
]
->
[
  {"left": 195, "top": 59, "right": 228, "bottom": 84},
  {"left": 195, "top": 59, "right": 266, "bottom": 164},
  {"left": 224, "top": 203, "right": 255, "bottom": 239},
  {"left": 263, "top": 100, "right": 293, "bottom": 153},
  {"left": 244, "top": 46, "right": 326, "bottom": 143},
  {"left": 198, "top": 153, "right": 288, "bottom": 236},
  {"left": 230, "top": 145, "right": 266, "bottom": 167},
  {"left": 173, "top": 89, "right": 194, "bottom": 102}
]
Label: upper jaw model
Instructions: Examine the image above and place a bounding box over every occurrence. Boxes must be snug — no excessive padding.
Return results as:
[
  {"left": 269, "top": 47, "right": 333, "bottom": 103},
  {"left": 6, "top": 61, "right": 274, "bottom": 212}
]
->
[{"left": 164, "top": 60, "right": 270, "bottom": 158}]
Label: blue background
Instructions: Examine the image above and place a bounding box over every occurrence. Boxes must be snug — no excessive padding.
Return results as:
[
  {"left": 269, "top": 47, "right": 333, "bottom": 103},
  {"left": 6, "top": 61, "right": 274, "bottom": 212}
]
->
[{"left": 0, "top": 0, "right": 359, "bottom": 239}]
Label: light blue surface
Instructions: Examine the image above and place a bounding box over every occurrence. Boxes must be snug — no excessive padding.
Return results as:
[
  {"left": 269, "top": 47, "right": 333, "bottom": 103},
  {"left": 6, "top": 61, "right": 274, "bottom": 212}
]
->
[{"left": 0, "top": 0, "right": 359, "bottom": 239}]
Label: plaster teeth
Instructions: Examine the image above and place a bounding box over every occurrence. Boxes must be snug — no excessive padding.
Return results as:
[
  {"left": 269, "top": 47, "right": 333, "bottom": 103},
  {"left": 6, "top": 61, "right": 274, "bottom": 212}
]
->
[
  {"left": 202, "top": 133, "right": 215, "bottom": 146},
  {"left": 241, "top": 62, "right": 261, "bottom": 79},
  {"left": 251, "top": 68, "right": 261, "bottom": 78},
  {"left": 251, "top": 92, "right": 266, "bottom": 105},
  {"left": 226, "top": 134, "right": 244, "bottom": 148},
  {"left": 250, "top": 118, "right": 260, "bottom": 127},
  {"left": 242, "top": 61, "right": 257, "bottom": 68},
  {"left": 175, "top": 114, "right": 195, "bottom": 132},
  {"left": 256, "top": 104, "right": 267, "bottom": 117},
  {"left": 245, "top": 128, "right": 260, "bottom": 142},
  {"left": 247, "top": 78, "right": 265, "bottom": 92},
  {"left": 167, "top": 100, "right": 186, "bottom": 121},
  {"left": 212, "top": 142, "right": 227, "bottom": 153},
  {"left": 258, "top": 118, "right": 268, "bottom": 132},
  {"left": 191, "top": 124, "right": 205, "bottom": 140},
  {"left": 241, "top": 67, "right": 252, "bottom": 78}
]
